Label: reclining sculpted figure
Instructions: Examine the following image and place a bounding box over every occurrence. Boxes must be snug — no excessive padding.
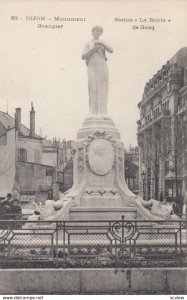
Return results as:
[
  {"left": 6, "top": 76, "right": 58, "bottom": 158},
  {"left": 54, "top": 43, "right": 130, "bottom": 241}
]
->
[{"left": 137, "top": 197, "right": 181, "bottom": 220}]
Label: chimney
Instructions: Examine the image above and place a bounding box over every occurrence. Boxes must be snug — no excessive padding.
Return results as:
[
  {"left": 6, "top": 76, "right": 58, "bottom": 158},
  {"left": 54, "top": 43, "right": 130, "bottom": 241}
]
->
[
  {"left": 15, "top": 107, "right": 21, "bottom": 133},
  {"left": 30, "top": 102, "right": 35, "bottom": 137}
]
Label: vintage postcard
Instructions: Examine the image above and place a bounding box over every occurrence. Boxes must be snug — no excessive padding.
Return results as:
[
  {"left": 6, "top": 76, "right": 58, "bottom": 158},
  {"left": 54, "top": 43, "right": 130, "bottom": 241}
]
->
[{"left": 0, "top": 0, "right": 187, "bottom": 296}]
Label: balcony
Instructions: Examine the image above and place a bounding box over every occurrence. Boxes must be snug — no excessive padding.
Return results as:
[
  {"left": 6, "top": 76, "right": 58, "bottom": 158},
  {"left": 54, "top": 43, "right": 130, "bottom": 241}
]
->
[
  {"left": 137, "top": 110, "right": 171, "bottom": 133},
  {"left": 153, "top": 111, "right": 162, "bottom": 120},
  {"left": 177, "top": 102, "right": 186, "bottom": 114},
  {"left": 162, "top": 109, "right": 171, "bottom": 116}
]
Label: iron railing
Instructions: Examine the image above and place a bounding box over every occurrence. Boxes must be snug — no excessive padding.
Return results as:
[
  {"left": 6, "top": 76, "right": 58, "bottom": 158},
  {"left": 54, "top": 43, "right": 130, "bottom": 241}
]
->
[
  {"left": 0, "top": 216, "right": 186, "bottom": 268},
  {"left": 0, "top": 214, "right": 32, "bottom": 220}
]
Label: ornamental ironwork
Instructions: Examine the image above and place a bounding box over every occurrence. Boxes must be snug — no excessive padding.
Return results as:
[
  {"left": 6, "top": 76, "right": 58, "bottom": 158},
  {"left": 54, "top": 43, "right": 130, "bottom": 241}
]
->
[{"left": 0, "top": 217, "right": 185, "bottom": 268}]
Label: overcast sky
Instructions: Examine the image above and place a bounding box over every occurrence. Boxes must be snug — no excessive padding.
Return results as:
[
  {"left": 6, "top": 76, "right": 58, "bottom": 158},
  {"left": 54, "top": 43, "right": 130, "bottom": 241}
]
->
[{"left": 0, "top": 1, "right": 187, "bottom": 148}]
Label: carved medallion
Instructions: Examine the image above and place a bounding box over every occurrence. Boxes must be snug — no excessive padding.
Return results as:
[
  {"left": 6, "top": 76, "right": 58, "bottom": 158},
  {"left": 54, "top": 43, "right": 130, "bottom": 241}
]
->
[{"left": 88, "top": 139, "right": 114, "bottom": 175}]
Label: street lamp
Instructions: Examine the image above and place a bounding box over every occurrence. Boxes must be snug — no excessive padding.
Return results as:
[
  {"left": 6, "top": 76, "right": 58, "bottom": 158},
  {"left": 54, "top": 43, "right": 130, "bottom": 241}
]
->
[
  {"left": 141, "top": 171, "right": 146, "bottom": 200},
  {"left": 125, "top": 166, "right": 130, "bottom": 188}
]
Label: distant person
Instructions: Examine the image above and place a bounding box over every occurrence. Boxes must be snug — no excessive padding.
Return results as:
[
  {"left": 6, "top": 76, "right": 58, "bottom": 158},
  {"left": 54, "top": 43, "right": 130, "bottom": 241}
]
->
[
  {"left": 10, "top": 199, "right": 22, "bottom": 219},
  {"left": 0, "top": 197, "right": 6, "bottom": 218},
  {"left": 178, "top": 195, "right": 184, "bottom": 218},
  {"left": 172, "top": 201, "right": 180, "bottom": 216},
  {"left": 2, "top": 193, "right": 13, "bottom": 216}
]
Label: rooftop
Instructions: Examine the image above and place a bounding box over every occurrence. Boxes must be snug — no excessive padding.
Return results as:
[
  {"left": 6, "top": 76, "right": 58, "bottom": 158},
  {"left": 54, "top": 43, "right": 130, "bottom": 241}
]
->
[
  {"left": 0, "top": 111, "right": 41, "bottom": 138},
  {"left": 169, "top": 47, "right": 187, "bottom": 67},
  {"left": 141, "top": 47, "right": 187, "bottom": 104}
]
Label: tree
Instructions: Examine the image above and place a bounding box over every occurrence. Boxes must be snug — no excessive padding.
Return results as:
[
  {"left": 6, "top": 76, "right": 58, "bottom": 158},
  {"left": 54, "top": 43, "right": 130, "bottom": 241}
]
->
[
  {"left": 140, "top": 110, "right": 186, "bottom": 206},
  {"left": 161, "top": 112, "right": 186, "bottom": 215}
]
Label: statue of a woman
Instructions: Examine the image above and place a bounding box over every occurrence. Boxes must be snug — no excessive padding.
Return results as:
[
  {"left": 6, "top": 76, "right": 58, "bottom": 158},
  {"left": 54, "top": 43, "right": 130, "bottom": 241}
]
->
[{"left": 82, "top": 26, "right": 113, "bottom": 115}]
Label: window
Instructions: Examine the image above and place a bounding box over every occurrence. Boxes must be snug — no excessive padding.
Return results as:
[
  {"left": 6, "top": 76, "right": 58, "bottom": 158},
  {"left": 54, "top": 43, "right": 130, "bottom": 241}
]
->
[
  {"left": 18, "top": 148, "right": 27, "bottom": 162},
  {"left": 46, "top": 169, "right": 53, "bottom": 176},
  {"left": 164, "top": 161, "right": 169, "bottom": 175},
  {"left": 147, "top": 167, "right": 151, "bottom": 179},
  {"left": 34, "top": 149, "right": 41, "bottom": 163}
]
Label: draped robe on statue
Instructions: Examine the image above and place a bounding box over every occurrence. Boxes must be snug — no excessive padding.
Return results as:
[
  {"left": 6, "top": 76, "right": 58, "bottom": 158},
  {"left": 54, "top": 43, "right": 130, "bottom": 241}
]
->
[{"left": 83, "top": 40, "right": 109, "bottom": 115}]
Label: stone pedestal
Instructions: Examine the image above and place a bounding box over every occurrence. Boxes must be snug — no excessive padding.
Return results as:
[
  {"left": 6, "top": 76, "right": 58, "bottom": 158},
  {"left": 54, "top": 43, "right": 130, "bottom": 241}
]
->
[
  {"left": 54, "top": 115, "right": 157, "bottom": 221},
  {"left": 69, "top": 207, "right": 137, "bottom": 221},
  {"left": 77, "top": 116, "right": 120, "bottom": 140},
  {"left": 67, "top": 116, "right": 132, "bottom": 220},
  {"left": 39, "top": 114, "right": 168, "bottom": 222}
]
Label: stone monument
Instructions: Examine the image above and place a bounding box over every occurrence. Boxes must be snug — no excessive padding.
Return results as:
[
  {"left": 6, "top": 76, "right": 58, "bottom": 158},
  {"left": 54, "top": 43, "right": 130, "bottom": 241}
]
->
[{"left": 40, "top": 26, "right": 179, "bottom": 221}]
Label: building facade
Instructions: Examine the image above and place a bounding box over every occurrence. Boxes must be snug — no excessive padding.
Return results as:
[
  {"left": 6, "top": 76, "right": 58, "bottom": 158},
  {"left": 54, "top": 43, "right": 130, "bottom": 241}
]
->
[
  {"left": 125, "top": 146, "right": 139, "bottom": 195},
  {"left": 56, "top": 139, "right": 74, "bottom": 192},
  {"left": 0, "top": 104, "right": 60, "bottom": 209},
  {"left": 137, "top": 48, "right": 187, "bottom": 209}
]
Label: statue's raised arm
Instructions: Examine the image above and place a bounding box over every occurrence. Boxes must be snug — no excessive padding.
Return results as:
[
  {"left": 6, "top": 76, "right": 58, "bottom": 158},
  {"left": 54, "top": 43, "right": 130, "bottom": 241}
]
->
[{"left": 82, "top": 26, "right": 113, "bottom": 115}]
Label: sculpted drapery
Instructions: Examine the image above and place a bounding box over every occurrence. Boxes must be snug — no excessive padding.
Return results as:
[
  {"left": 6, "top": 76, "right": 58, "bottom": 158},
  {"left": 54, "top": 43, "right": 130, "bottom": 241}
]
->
[{"left": 82, "top": 26, "right": 113, "bottom": 115}]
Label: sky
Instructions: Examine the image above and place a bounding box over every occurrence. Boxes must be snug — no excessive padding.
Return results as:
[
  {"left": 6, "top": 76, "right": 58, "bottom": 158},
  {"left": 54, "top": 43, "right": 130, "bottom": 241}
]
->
[{"left": 0, "top": 0, "right": 187, "bottom": 148}]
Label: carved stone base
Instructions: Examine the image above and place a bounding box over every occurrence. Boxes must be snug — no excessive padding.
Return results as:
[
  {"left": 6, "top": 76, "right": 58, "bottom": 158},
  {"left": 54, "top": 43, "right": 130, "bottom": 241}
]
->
[
  {"left": 77, "top": 116, "right": 120, "bottom": 140},
  {"left": 51, "top": 115, "right": 160, "bottom": 221},
  {"left": 69, "top": 207, "right": 137, "bottom": 221},
  {"left": 39, "top": 112, "right": 170, "bottom": 222}
]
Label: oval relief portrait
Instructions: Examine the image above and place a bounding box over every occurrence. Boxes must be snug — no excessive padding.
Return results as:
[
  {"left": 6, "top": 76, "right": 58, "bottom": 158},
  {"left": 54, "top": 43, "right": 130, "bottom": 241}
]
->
[{"left": 88, "top": 139, "right": 114, "bottom": 176}]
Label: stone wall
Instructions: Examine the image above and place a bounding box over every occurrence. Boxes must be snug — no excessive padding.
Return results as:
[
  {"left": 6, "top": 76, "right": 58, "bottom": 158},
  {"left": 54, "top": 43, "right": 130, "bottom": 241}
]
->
[{"left": 0, "top": 268, "right": 186, "bottom": 295}]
